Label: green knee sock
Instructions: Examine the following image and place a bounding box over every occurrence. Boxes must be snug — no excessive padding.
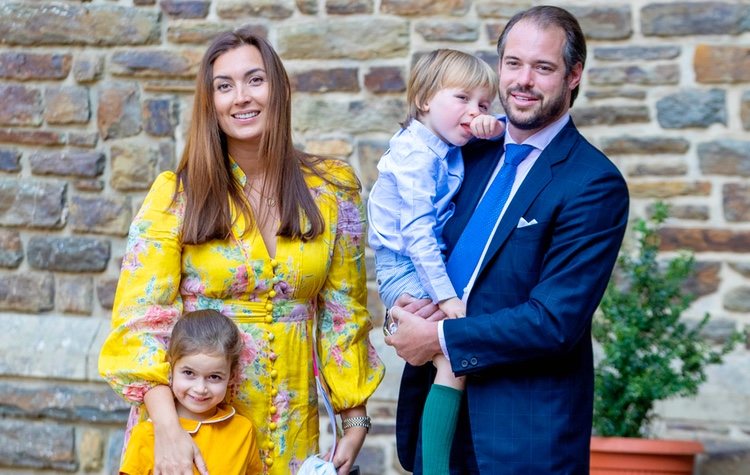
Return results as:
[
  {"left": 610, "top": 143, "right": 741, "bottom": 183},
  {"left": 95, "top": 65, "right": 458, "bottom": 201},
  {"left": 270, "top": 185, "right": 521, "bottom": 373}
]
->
[{"left": 421, "top": 384, "right": 462, "bottom": 475}]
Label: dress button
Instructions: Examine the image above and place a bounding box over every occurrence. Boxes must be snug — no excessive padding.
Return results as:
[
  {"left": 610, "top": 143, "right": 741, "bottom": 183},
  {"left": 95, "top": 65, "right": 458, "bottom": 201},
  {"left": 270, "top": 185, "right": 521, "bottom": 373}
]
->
[
  {"left": 270, "top": 259, "right": 278, "bottom": 267},
  {"left": 269, "top": 352, "right": 277, "bottom": 362},
  {"left": 264, "top": 315, "right": 273, "bottom": 323},
  {"left": 470, "top": 357, "right": 478, "bottom": 365},
  {"left": 267, "top": 333, "right": 275, "bottom": 341},
  {"left": 266, "top": 441, "right": 275, "bottom": 450},
  {"left": 265, "top": 303, "right": 273, "bottom": 311},
  {"left": 269, "top": 290, "right": 277, "bottom": 298},
  {"left": 269, "top": 422, "right": 277, "bottom": 430},
  {"left": 270, "top": 370, "right": 278, "bottom": 379},
  {"left": 271, "top": 388, "right": 278, "bottom": 397},
  {"left": 461, "top": 360, "right": 468, "bottom": 368},
  {"left": 265, "top": 457, "right": 273, "bottom": 466},
  {"left": 270, "top": 406, "right": 277, "bottom": 415}
]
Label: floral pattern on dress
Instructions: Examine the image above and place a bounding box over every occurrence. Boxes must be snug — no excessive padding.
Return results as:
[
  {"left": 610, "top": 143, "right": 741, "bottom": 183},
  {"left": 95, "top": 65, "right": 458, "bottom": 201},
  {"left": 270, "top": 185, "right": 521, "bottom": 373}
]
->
[{"left": 98, "top": 159, "right": 384, "bottom": 475}]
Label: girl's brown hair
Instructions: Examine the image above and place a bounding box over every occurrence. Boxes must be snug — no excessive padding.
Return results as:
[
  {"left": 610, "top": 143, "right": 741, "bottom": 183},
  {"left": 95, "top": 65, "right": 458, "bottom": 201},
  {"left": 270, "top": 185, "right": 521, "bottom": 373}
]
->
[
  {"left": 176, "top": 28, "right": 328, "bottom": 244},
  {"left": 167, "top": 309, "right": 243, "bottom": 375}
]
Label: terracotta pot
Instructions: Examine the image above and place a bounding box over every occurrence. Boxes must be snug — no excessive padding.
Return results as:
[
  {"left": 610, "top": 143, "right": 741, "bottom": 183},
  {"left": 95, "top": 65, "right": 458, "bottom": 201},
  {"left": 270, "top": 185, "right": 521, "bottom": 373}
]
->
[{"left": 590, "top": 436, "right": 703, "bottom": 474}]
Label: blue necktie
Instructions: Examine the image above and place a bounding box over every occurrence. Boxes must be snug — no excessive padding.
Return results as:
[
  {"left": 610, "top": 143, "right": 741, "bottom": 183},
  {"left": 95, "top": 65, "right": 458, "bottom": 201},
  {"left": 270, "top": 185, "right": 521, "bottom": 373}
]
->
[{"left": 445, "top": 143, "right": 535, "bottom": 298}]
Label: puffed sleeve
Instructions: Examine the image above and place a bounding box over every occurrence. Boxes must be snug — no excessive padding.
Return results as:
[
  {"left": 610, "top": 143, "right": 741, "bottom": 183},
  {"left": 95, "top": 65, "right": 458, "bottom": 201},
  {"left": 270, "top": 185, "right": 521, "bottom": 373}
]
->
[
  {"left": 98, "top": 171, "right": 184, "bottom": 403},
  {"left": 315, "top": 161, "right": 385, "bottom": 411}
]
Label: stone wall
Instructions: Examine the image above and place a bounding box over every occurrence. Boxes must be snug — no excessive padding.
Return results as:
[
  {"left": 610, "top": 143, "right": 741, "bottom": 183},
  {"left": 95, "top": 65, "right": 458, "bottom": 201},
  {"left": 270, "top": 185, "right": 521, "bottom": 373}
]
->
[{"left": 0, "top": 0, "right": 749, "bottom": 473}]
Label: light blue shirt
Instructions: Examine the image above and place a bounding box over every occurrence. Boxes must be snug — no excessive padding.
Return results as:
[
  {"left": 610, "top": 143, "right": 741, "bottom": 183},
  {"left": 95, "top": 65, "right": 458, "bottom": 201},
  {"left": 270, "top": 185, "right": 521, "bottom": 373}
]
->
[{"left": 367, "top": 119, "right": 463, "bottom": 303}]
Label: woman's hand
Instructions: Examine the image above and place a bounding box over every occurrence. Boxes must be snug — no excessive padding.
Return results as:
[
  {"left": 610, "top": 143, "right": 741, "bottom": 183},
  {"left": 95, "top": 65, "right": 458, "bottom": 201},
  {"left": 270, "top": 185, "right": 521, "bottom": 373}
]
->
[
  {"left": 324, "top": 406, "right": 368, "bottom": 475},
  {"left": 152, "top": 423, "right": 208, "bottom": 475},
  {"left": 332, "top": 426, "right": 366, "bottom": 475},
  {"left": 144, "top": 385, "right": 208, "bottom": 475}
]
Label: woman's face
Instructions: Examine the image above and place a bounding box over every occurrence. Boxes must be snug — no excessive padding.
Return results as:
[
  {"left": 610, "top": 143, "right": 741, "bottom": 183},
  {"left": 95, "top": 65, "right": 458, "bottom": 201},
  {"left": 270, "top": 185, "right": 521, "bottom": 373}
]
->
[{"left": 212, "top": 44, "right": 270, "bottom": 152}]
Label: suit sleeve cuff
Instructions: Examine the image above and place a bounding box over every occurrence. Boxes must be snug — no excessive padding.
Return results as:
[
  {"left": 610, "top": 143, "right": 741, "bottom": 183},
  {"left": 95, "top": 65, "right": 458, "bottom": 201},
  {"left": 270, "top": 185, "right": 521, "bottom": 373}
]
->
[{"left": 438, "top": 320, "right": 450, "bottom": 361}]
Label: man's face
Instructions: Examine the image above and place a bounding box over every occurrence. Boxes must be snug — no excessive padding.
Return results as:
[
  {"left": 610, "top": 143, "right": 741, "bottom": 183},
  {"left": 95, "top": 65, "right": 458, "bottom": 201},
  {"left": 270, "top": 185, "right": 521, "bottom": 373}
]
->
[{"left": 498, "top": 20, "right": 582, "bottom": 141}]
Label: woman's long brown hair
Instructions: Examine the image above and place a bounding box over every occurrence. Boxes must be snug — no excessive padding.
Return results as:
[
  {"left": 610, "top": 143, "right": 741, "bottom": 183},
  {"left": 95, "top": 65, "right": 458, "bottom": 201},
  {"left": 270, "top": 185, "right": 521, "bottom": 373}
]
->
[{"left": 176, "top": 28, "right": 329, "bottom": 244}]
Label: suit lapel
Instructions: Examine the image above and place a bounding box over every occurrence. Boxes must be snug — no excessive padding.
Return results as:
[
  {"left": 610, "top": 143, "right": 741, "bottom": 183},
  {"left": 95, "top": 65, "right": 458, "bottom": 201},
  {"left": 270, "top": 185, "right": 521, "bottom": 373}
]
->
[{"left": 476, "top": 121, "right": 581, "bottom": 278}]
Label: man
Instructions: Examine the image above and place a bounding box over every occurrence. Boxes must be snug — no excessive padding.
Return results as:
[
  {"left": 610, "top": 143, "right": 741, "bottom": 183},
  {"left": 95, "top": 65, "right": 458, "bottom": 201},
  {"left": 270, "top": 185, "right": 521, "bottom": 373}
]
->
[{"left": 385, "top": 5, "right": 629, "bottom": 474}]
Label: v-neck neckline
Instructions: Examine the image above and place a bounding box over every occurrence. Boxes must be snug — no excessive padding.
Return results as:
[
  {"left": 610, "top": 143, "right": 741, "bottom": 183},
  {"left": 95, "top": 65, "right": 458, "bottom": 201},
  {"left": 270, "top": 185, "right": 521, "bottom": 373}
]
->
[{"left": 228, "top": 158, "right": 281, "bottom": 260}]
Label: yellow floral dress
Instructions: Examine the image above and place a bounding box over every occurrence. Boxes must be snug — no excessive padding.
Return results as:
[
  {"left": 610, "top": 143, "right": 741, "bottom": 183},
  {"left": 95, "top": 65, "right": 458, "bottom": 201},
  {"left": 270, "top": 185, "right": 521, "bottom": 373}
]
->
[{"left": 99, "top": 159, "right": 385, "bottom": 475}]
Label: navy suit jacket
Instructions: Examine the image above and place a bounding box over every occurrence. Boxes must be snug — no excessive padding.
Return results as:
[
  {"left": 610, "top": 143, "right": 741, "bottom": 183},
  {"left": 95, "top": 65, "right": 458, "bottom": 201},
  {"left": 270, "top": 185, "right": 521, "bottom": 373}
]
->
[{"left": 396, "top": 118, "right": 629, "bottom": 474}]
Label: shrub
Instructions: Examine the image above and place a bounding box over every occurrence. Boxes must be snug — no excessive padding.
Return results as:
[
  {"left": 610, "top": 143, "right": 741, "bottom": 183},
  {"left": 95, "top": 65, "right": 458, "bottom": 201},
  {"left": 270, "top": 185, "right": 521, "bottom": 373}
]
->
[{"left": 592, "top": 202, "right": 742, "bottom": 438}]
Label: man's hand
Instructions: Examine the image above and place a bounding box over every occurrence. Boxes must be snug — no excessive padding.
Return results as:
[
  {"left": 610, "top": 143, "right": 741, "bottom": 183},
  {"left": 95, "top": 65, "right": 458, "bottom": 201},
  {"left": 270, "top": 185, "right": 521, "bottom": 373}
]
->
[{"left": 384, "top": 307, "right": 442, "bottom": 366}]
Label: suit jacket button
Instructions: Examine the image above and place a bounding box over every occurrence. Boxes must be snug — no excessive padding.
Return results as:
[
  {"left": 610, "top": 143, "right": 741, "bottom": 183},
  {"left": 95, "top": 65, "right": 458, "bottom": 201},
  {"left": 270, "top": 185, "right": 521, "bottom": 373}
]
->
[
  {"left": 470, "top": 357, "right": 478, "bottom": 365},
  {"left": 461, "top": 360, "right": 468, "bottom": 368}
]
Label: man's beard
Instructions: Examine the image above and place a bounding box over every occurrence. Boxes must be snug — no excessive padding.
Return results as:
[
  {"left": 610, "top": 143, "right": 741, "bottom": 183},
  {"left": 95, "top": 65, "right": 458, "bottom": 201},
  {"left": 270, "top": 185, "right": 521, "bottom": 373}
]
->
[{"left": 499, "top": 83, "right": 568, "bottom": 131}]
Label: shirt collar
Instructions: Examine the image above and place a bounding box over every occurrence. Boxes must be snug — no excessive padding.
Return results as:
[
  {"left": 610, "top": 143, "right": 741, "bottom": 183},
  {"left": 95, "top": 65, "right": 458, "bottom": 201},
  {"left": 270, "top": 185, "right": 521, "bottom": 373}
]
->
[
  {"left": 405, "top": 119, "right": 456, "bottom": 160},
  {"left": 177, "top": 404, "right": 236, "bottom": 434},
  {"left": 504, "top": 112, "right": 571, "bottom": 151}
]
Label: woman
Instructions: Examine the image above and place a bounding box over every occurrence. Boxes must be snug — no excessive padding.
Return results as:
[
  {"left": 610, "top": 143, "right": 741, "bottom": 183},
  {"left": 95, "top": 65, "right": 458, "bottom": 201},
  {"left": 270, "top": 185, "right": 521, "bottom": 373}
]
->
[{"left": 98, "top": 28, "right": 384, "bottom": 475}]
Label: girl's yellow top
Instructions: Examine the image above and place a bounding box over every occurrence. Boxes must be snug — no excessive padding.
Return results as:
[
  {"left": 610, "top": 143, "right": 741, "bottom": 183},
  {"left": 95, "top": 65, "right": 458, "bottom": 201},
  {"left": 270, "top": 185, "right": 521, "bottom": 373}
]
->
[
  {"left": 99, "top": 159, "right": 385, "bottom": 475},
  {"left": 120, "top": 404, "right": 263, "bottom": 475}
]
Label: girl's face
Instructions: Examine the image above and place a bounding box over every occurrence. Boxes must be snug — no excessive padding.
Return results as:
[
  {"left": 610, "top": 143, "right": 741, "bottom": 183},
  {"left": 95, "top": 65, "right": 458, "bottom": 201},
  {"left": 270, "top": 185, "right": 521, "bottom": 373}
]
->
[
  {"left": 171, "top": 352, "right": 232, "bottom": 421},
  {"left": 212, "top": 44, "right": 270, "bottom": 155},
  {"left": 418, "top": 86, "right": 493, "bottom": 146}
]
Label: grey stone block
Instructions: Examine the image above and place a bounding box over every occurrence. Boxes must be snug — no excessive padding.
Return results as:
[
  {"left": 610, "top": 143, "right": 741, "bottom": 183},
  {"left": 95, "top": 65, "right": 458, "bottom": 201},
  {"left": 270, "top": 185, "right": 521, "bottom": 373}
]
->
[
  {"left": 29, "top": 150, "right": 104, "bottom": 177},
  {"left": 0, "top": 313, "right": 103, "bottom": 380},
  {"left": 0, "top": 273, "right": 54, "bottom": 312},
  {"left": 656, "top": 89, "right": 726, "bottom": 129},
  {"left": 697, "top": 440, "right": 750, "bottom": 475},
  {"left": 0, "top": 381, "right": 128, "bottom": 423},
  {"left": 27, "top": 236, "right": 110, "bottom": 272},
  {"left": 0, "top": 178, "right": 67, "bottom": 229},
  {"left": 0, "top": 418, "right": 77, "bottom": 471}
]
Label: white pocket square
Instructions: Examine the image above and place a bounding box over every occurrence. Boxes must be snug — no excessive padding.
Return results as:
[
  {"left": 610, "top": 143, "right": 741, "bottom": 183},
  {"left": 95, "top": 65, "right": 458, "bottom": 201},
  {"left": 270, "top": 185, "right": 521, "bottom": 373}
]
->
[{"left": 517, "top": 217, "right": 538, "bottom": 228}]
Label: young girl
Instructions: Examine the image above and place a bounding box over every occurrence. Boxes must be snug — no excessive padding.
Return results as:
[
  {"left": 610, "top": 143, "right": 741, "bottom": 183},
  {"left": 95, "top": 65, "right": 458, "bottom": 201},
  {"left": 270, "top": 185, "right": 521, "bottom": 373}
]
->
[
  {"left": 119, "top": 309, "right": 262, "bottom": 475},
  {"left": 367, "top": 49, "right": 503, "bottom": 474}
]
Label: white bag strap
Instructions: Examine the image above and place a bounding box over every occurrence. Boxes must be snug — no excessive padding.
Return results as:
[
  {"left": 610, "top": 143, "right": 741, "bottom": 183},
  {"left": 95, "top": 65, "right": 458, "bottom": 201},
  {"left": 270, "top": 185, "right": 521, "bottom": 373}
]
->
[{"left": 312, "top": 344, "right": 336, "bottom": 462}]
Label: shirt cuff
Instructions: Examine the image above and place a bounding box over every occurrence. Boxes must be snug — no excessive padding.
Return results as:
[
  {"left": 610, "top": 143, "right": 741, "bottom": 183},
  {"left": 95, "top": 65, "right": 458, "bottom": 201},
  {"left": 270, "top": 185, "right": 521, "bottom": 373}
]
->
[{"left": 438, "top": 320, "right": 450, "bottom": 361}]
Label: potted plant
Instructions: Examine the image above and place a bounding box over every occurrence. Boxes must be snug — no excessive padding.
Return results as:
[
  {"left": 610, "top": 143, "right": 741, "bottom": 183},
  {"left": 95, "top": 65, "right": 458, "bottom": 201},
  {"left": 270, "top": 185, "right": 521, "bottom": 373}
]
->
[{"left": 590, "top": 202, "right": 742, "bottom": 474}]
